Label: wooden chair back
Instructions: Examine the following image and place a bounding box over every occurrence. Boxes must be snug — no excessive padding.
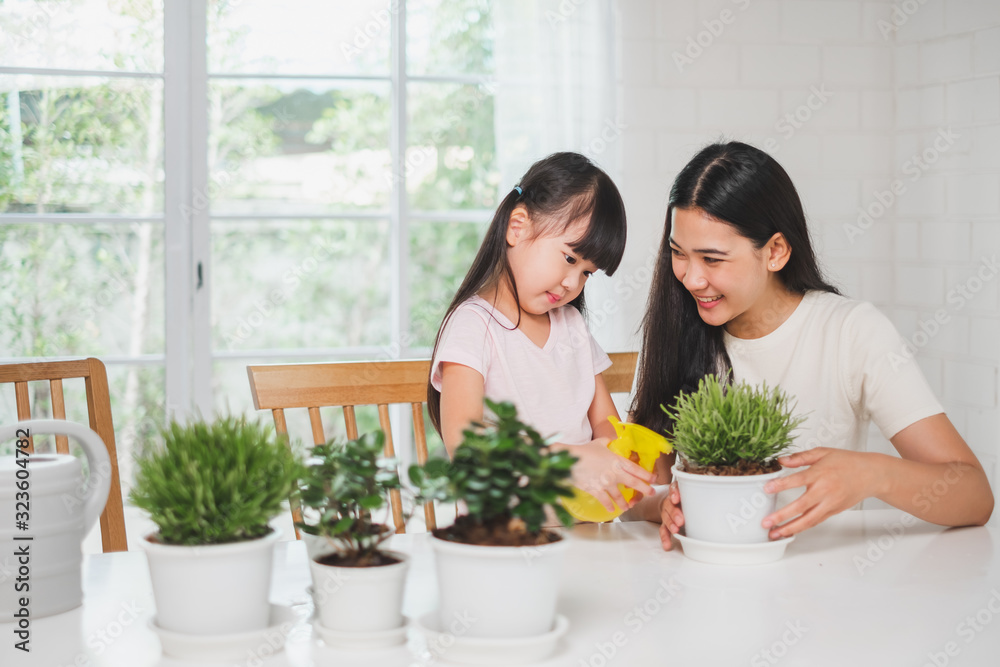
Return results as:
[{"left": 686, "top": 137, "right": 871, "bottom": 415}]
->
[
  {"left": 247, "top": 360, "right": 435, "bottom": 537},
  {"left": 604, "top": 351, "right": 638, "bottom": 394},
  {"left": 247, "top": 352, "right": 638, "bottom": 538},
  {"left": 0, "top": 358, "right": 128, "bottom": 552}
]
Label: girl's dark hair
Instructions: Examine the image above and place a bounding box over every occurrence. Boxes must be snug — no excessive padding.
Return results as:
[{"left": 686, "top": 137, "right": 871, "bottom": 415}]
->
[
  {"left": 629, "top": 141, "right": 839, "bottom": 436},
  {"left": 428, "top": 151, "right": 627, "bottom": 433}
]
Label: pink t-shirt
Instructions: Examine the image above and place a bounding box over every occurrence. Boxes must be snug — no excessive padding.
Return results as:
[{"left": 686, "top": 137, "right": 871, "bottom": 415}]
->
[{"left": 430, "top": 296, "right": 612, "bottom": 445}]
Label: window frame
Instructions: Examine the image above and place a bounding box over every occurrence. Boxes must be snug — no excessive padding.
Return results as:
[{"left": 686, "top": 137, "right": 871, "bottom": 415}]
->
[{"left": 1, "top": 1, "right": 495, "bottom": 421}]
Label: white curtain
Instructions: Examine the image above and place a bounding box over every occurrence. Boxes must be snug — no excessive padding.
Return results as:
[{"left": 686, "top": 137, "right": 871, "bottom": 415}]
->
[
  {"left": 493, "top": 0, "right": 630, "bottom": 356},
  {"left": 494, "top": 0, "right": 618, "bottom": 181}
]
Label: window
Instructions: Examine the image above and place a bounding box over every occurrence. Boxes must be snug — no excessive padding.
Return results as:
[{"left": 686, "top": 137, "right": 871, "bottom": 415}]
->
[
  {"left": 205, "top": 0, "right": 497, "bottom": 450},
  {"left": 0, "top": 1, "right": 167, "bottom": 460},
  {"left": 1, "top": 1, "right": 495, "bottom": 405},
  {"left": 1, "top": 0, "right": 613, "bottom": 547}
]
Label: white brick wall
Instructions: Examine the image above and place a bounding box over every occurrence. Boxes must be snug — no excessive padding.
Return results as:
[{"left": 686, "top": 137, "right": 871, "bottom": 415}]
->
[{"left": 615, "top": 0, "right": 1000, "bottom": 518}]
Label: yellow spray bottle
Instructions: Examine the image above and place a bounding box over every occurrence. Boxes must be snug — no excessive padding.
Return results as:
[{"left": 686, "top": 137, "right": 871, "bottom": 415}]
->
[{"left": 561, "top": 417, "right": 673, "bottom": 523}]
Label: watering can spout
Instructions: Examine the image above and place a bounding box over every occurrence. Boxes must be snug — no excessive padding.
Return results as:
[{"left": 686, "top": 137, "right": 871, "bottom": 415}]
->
[{"left": 561, "top": 417, "right": 672, "bottom": 523}]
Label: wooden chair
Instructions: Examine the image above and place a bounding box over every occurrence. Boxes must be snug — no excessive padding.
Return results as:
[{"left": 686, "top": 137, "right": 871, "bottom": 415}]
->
[
  {"left": 247, "top": 360, "right": 436, "bottom": 538},
  {"left": 247, "top": 353, "right": 639, "bottom": 538},
  {"left": 604, "top": 351, "right": 638, "bottom": 394},
  {"left": 0, "top": 358, "right": 128, "bottom": 552}
]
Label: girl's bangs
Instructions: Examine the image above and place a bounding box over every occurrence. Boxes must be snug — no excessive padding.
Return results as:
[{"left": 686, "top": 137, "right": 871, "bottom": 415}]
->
[{"left": 564, "top": 191, "right": 626, "bottom": 275}]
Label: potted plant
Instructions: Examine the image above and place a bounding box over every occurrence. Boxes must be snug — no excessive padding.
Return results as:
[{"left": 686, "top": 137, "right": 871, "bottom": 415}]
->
[
  {"left": 409, "top": 399, "right": 578, "bottom": 639},
  {"left": 295, "top": 431, "right": 409, "bottom": 640},
  {"left": 130, "top": 416, "right": 300, "bottom": 636},
  {"left": 665, "top": 376, "right": 805, "bottom": 544}
]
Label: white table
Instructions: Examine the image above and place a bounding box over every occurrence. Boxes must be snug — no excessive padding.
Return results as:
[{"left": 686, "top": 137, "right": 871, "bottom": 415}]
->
[{"left": 4, "top": 510, "right": 1000, "bottom": 666}]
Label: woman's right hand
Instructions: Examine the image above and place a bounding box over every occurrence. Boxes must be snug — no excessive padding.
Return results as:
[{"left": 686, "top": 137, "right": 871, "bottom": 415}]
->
[
  {"left": 658, "top": 481, "right": 685, "bottom": 551},
  {"left": 569, "top": 439, "right": 657, "bottom": 513}
]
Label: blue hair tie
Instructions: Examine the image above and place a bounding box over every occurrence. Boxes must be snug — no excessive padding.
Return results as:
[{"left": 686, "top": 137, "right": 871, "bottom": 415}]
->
[{"left": 514, "top": 186, "right": 522, "bottom": 196}]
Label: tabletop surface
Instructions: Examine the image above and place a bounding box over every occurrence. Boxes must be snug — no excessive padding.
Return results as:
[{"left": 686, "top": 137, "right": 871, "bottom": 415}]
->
[{"left": 4, "top": 509, "right": 1000, "bottom": 667}]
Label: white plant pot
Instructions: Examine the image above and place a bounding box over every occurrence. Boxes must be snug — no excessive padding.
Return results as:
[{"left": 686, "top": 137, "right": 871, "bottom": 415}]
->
[
  {"left": 142, "top": 529, "right": 281, "bottom": 635},
  {"left": 431, "top": 534, "right": 569, "bottom": 639},
  {"left": 672, "top": 464, "right": 785, "bottom": 544},
  {"left": 309, "top": 551, "right": 409, "bottom": 632}
]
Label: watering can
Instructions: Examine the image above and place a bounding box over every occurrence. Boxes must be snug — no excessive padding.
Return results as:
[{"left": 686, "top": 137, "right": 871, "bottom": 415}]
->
[
  {"left": 561, "top": 417, "right": 672, "bottom": 522},
  {"left": 0, "top": 420, "right": 112, "bottom": 620}
]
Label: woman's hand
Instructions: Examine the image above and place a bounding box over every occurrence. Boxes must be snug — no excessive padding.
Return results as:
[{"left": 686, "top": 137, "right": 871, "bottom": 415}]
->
[
  {"left": 761, "top": 447, "right": 875, "bottom": 539},
  {"left": 657, "top": 481, "right": 684, "bottom": 551},
  {"left": 569, "top": 439, "right": 657, "bottom": 513}
]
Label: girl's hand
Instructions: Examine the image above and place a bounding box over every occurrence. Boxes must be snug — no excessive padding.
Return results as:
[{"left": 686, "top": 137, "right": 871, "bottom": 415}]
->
[
  {"left": 658, "top": 481, "right": 684, "bottom": 551},
  {"left": 571, "top": 438, "right": 657, "bottom": 513},
  {"left": 761, "top": 447, "right": 874, "bottom": 539}
]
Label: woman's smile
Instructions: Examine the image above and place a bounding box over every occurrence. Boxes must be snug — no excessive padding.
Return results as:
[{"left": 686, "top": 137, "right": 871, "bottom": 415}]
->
[{"left": 695, "top": 294, "right": 723, "bottom": 308}]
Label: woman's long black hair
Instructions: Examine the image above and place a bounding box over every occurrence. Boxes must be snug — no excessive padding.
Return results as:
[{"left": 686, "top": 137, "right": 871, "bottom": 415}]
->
[
  {"left": 629, "top": 141, "right": 839, "bottom": 436},
  {"left": 428, "top": 151, "right": 627, "bottom": 433}
]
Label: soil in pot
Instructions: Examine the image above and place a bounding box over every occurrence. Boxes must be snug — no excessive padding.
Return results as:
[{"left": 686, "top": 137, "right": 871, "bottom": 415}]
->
[
  {"left": 679, "top": 458, "right": 781, "bottom": 476},
  {"left": 433, "top": 515, "right": 562, "bottom": 547},
  {"left": 307, "top": 523, "right": 398, "bottom": 567},
  {"left": 316, "top": 551, "right": 402, "bottom": 567}
]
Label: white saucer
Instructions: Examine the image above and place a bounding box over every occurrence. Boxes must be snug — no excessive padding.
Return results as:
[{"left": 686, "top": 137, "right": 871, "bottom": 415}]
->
[
  {"left": 413, "top": 612, "right": 568, "bottom": 665},
  {"left": 313, "top": 619, "right": 408, "bottom": 649},
  {"left": 674, "top": 533, "right": 795, "bottom": 565},
  {"left": 149, "top": 603, "right": 298, "bottom": 661}
]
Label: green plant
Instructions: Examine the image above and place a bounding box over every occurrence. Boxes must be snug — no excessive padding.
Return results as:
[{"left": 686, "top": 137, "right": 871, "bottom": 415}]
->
[
  {"left": 409, "top": 399, "right": 578, "bottom": 535},
  {"left": 130, "top": 416, "right": 301, "bottom": 546},
  {"left": 295, "top": 431, "right": 401, "bottom": 565},
  {"left": 663, "top": 376, "right": 805, "bottom": 468}
]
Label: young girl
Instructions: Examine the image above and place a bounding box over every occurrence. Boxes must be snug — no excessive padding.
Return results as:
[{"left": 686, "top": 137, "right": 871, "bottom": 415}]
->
[
  {"left": 428, "top": 152, "right": 656, "bottom": 513},
  {"left": 626, "top": 141, "right": 993, "bottom": 549}
]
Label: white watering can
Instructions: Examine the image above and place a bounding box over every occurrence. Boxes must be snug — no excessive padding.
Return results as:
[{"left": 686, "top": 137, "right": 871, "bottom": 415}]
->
[{"left": 0, "top": 420, "right": 111, "bottom": 620}]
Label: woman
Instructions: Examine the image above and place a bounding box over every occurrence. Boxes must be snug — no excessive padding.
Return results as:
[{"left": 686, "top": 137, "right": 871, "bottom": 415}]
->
[{"left": 625, "top": 141, "right": 993, "bottom": 550}]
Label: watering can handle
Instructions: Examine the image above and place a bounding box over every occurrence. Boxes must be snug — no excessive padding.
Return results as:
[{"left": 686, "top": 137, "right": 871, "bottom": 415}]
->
[{"left": 0, "top": 419, "right": 112, "bottom": 535}]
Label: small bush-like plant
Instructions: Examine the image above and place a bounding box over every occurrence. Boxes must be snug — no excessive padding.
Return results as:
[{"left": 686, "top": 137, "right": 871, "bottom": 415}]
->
[
  {"left": 130, "top": 416, "right": 301, "bottom": 545},
  {"left": 409, "top": 399, "right": 578, "bottom": 540},
  {"left": 663, "top": 376, "right": 805, "bottom": 469},
  {"left": 296, "top": 431, "right": 401, "bottom": 566}
]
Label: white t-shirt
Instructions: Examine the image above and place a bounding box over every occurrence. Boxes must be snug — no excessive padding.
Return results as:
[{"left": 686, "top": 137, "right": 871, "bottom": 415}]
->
[
  {"left": 724, "top": 290, "right": 944, "bottom": 456},
  {"left": 430, "top": 296, "right": 612, "bottom": 445}
]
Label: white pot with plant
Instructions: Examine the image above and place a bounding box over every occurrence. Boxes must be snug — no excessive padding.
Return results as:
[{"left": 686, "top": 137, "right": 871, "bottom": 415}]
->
[
  {"left": 129, "top": 417, "right": 300, "bottom": 636},
  {"left": 296, "top": 431, "right": 409, "bottom": 645},
  {"left": 410, "top": 400, "right": 577, "bottom": 642},
  {"left": 665, "top": 376, "right": 804, "bottom": 545}
]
